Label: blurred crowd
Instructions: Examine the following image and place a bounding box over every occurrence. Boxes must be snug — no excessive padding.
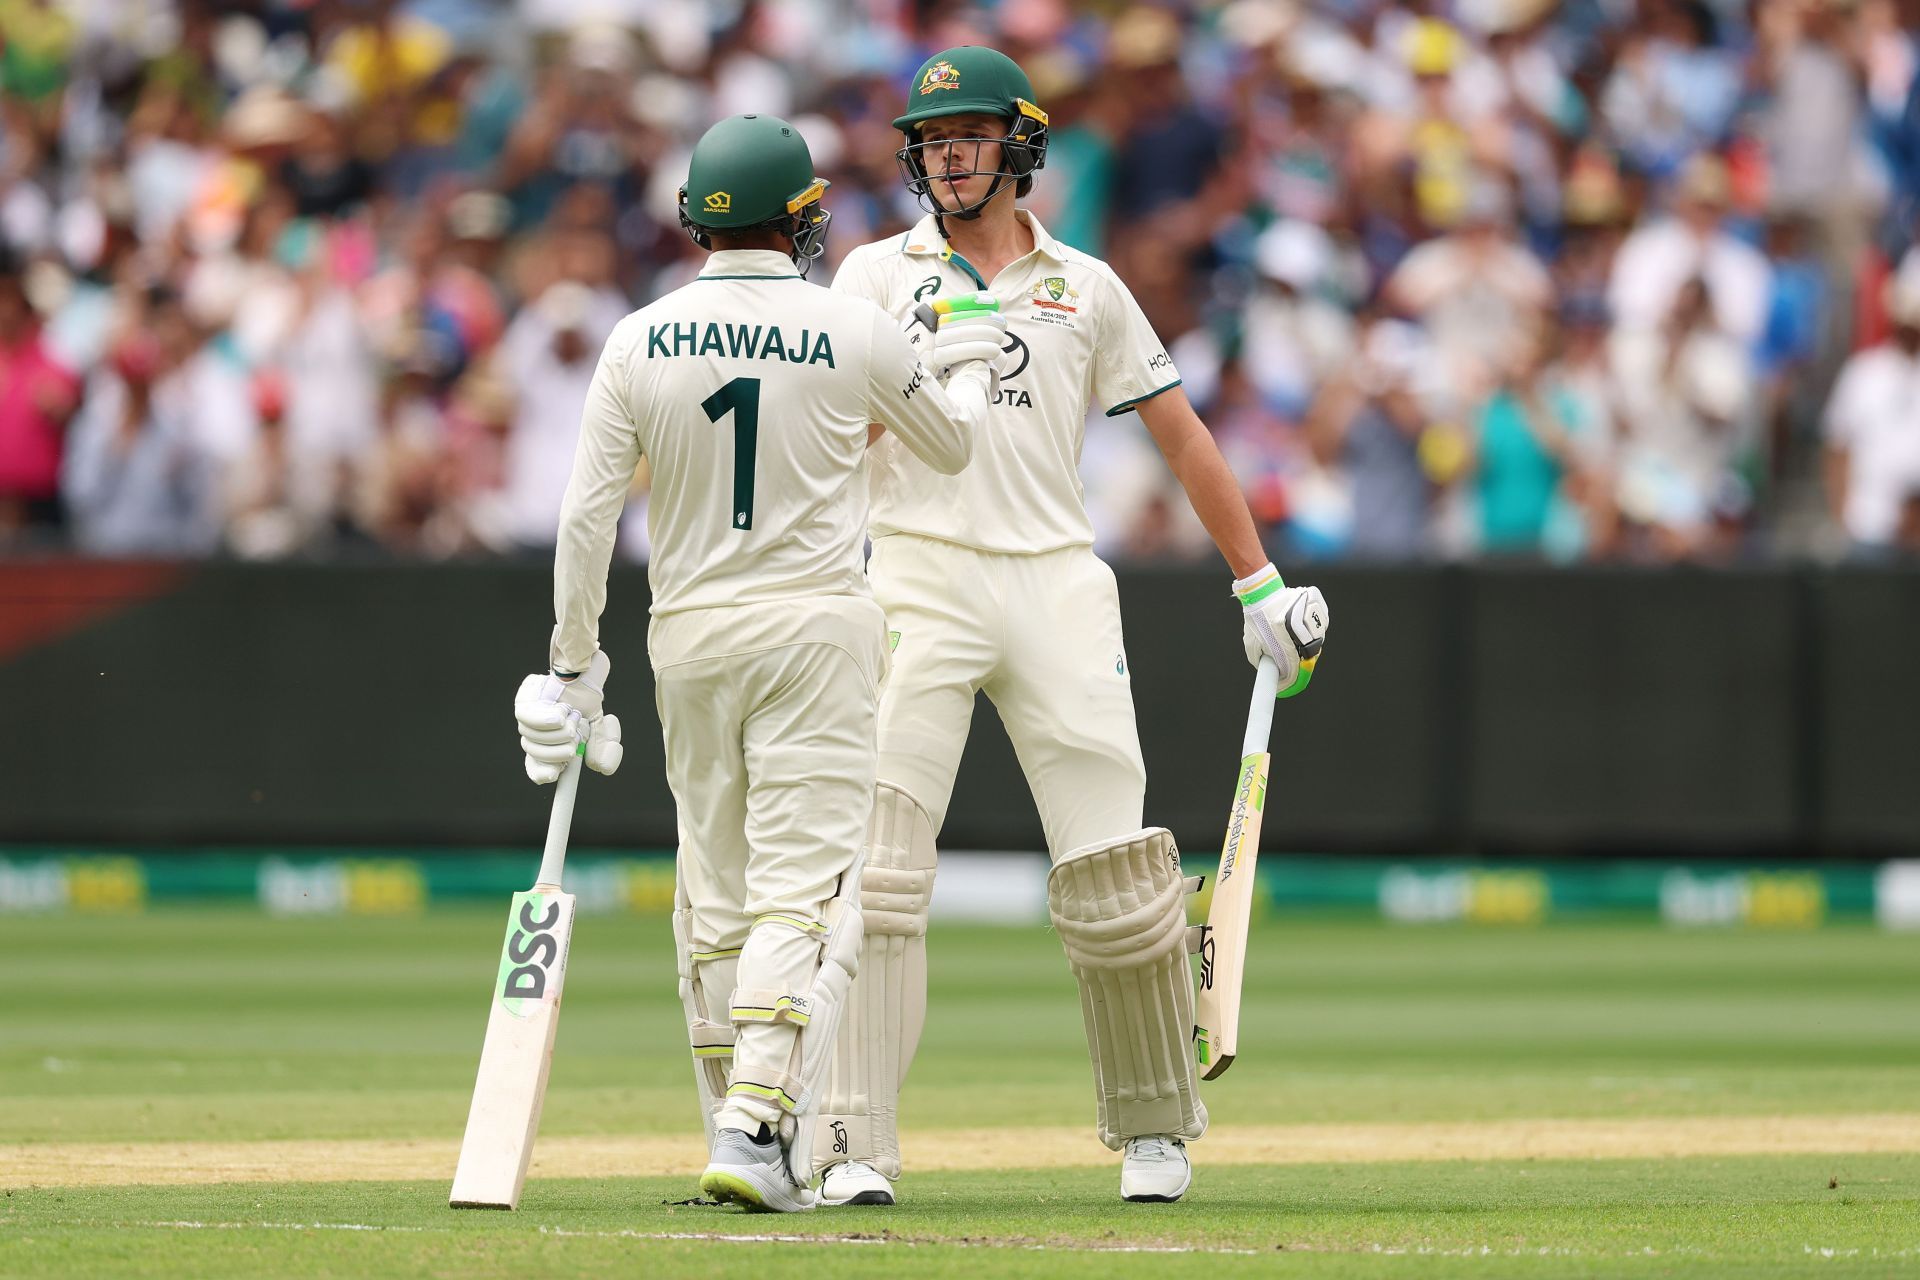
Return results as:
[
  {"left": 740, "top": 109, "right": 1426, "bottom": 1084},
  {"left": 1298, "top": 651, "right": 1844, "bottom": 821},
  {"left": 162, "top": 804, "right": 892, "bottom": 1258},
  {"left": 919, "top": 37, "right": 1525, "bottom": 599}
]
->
[{"left": 4, "top": 0, "right": 1920, "bottom": 565}]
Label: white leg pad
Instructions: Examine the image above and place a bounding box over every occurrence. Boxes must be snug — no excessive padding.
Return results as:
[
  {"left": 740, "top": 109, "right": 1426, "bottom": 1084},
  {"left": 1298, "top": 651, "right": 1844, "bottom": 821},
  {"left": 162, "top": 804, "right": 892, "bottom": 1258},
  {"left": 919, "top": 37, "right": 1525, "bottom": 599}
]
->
[
  {"left": 815, "top": 782, "right": 936, "bottom": 1179},
  {"left": 673, "top": 882, "right": 739, "bottom": 1151},
  {"left": 1048, "top": 827, "right": 1209, "bottom": 1151}
]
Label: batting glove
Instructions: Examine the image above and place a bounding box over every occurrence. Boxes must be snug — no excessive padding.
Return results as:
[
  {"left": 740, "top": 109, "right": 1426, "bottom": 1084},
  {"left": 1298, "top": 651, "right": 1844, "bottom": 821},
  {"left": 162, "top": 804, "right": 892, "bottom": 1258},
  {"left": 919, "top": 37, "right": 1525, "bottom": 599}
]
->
[
  {"left": 514, "top": 649, "right": 624, "bottom": 783},
  {"left": 930, "top": 305, "right": 1008, "bottom": 373},
  {"left": 1235, "top": 564, "right": 1329, "bottom": 698}
]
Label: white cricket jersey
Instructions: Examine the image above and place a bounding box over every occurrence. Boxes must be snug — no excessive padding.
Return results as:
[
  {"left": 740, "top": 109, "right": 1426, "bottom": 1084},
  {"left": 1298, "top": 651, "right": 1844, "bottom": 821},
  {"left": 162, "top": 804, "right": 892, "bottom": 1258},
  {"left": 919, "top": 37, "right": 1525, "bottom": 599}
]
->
[
  {"left": 832, "top": 211, "right": 1181, "bottom": 555},
  {"left": 549, "top": 249, "right": 984, "bottom": 673}
]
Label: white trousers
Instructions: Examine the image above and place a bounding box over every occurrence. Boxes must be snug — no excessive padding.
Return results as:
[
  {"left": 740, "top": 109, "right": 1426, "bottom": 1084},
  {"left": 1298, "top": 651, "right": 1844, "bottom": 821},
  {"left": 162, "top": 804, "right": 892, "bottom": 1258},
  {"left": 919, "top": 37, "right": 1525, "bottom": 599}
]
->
[
  {"left": 652, "top": 595, "right": 888, "bottom": 1129},
  {"left": 871, "top": 535, "right": 1147, "bottom": 852}
]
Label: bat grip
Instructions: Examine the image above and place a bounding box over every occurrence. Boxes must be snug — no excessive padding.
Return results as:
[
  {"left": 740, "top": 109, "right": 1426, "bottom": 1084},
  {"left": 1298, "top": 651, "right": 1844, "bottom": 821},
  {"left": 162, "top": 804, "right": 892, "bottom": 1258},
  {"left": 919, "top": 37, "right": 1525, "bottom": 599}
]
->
[
  {"left": 1243, "top": 657, "right": 1279, "bottom": 756},
  {"left": 533, "top": 751, "right": 583, "bottom": 891}
]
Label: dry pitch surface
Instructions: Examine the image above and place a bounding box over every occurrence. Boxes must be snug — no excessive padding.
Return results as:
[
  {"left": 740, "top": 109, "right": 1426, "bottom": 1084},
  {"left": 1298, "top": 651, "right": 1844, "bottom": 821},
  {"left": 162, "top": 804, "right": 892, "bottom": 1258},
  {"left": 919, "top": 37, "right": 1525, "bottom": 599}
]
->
[{"left": 3, "top": 910, "right": 1917, "bottom": 1276}]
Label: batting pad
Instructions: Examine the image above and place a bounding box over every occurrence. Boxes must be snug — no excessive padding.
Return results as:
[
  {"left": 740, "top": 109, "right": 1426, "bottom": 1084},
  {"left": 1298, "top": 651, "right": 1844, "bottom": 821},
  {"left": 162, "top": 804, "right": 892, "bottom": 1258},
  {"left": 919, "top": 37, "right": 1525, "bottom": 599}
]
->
[
  {"left": 1048, "top": 828, "right": 1209, "bottom": 1150},
  {"left": 673, "top": 886, "right": 739, "bottom": 1150},
  {"left": 816, "top": 782, "right": 937, "bottom": 1178}
]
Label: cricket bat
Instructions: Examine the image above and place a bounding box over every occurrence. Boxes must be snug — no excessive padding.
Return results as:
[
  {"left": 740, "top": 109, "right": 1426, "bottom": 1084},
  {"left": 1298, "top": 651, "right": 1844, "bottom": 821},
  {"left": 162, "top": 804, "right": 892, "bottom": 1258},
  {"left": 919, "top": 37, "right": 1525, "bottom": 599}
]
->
[
  {"left": 1192, "top": 655, "right": 1280, "bottom": 1080},
  {"left": 449, "top": 750, "right": 583, "bottom": 1209}
]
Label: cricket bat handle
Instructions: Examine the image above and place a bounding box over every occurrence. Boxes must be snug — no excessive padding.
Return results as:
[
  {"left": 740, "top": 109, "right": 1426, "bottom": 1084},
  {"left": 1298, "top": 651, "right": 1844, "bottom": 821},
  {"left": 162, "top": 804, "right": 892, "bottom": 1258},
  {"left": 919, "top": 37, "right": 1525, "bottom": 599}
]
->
[
  {"left": 532, "top": 751, "right": 582, "bottom": 891},
  {"left": 1245, "top": 656, "right": 1279, "bottom": 755}
]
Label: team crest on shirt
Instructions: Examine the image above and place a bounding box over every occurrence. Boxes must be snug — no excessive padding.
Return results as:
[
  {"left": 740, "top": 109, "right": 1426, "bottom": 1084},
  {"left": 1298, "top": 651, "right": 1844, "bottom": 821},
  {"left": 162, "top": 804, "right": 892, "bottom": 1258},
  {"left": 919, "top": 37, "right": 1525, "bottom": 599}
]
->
[
  {"left": 1031, "top": 277, "right": 1078, "bottom": 310},
  {"left": 918, "top": 61, "right": 961, "bottom": 94},
  {"left": 1025, "top": 275, "right": 1080, "bottom": 329}
]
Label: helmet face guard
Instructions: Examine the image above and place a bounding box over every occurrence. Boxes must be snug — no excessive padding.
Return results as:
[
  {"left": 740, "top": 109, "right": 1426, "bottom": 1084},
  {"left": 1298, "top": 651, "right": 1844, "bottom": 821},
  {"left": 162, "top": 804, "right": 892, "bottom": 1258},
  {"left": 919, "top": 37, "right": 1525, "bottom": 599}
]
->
[
  {"left": 678, "top": 178, "right": 833, "bottom": 276},
  {"left": 896, "top": 100, "right": 1048, "bottom": 221}
]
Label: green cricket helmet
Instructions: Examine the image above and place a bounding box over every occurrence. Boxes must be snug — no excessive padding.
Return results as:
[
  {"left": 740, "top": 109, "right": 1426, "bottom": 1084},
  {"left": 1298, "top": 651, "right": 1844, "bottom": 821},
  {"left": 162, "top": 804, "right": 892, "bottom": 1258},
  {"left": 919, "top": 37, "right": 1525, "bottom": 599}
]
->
[
  {"left": 677, "top": 114, "right": 832, "bottom": 274},
  {"left": 893, "top": 46, "right": 1049, "bottom": 221}
]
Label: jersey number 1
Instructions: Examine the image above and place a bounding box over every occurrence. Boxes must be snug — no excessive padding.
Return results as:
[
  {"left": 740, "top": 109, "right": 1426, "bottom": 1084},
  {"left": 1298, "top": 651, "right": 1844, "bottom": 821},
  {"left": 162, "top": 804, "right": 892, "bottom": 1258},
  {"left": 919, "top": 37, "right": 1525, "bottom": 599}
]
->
[{"left": 701, "top": 376, "right": 759, "bottom": 531}]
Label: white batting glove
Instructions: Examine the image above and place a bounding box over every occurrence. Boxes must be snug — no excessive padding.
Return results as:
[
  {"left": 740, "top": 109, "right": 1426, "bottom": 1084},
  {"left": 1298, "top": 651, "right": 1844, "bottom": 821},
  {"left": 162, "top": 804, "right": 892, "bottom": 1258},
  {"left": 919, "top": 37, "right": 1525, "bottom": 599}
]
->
[
  {"left": 930, "top": 306, "right": 1008, "bottom": 374},
  {"left": 1234, "top": 564, "right": 1329, "bottom": 699},
  {"left": 514, "top": 649, "right": 624, "bottom": 783}
]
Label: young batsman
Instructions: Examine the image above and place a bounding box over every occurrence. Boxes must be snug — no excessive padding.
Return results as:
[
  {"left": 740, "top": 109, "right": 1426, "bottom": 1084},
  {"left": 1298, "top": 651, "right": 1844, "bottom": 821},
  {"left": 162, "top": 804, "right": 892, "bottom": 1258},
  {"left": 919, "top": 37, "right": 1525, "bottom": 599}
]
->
[
  {"left": 816, "top": 47, "right": 1331, "bottom": 1205},
  {"left": 511, "top": 113, "right": 1009, "bottom": 1212}
]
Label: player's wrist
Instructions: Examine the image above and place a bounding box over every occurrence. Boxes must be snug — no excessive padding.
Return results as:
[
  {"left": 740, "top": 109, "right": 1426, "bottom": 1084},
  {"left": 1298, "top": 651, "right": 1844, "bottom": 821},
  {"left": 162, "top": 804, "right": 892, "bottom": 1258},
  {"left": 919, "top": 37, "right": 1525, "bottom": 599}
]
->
[{"left": 1232, "top": 562, "right": 1284, "bottom": 606}]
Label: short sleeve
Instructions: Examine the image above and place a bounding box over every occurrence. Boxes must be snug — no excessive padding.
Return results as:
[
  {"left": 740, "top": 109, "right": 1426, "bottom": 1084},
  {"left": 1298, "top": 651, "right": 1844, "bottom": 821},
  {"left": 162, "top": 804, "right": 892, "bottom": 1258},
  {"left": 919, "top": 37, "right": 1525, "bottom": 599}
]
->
[
  {"left": 829, "top": 245, "right": 886, "bottom": 307},
  {"left": 1092, "top": 269, "right": 1180, "bottom": 417}
]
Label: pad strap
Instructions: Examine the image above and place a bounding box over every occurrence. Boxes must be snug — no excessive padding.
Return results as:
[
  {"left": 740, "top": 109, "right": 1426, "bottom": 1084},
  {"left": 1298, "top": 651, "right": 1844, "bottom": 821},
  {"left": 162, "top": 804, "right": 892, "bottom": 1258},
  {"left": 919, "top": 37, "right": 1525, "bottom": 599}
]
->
[
  {"left": 726, "top": 1067, "right": 808, "bottom": 1115},
  {"left": 731, "top": 989, "right": 814, "bottom": 1026}
]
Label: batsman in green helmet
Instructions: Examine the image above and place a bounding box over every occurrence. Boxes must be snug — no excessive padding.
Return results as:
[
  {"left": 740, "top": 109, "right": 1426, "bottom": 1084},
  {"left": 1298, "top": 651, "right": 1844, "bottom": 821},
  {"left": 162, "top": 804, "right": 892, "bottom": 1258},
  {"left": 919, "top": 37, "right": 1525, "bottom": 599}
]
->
[
  {"left": 523, "top": 111, "right": 1008, "bottom": 1213},
  {"left": 813, "top": 47, "right": 1332, "bottom": 1208},
  {"left": 677, "top": 112, "right": 833, "bottom": 273}
]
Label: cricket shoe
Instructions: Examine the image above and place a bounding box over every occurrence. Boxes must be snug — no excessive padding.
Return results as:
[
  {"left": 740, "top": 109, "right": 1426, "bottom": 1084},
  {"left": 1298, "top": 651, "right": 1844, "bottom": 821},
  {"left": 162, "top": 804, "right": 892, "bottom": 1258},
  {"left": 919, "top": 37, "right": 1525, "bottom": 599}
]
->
[
  {"left": 1120, "top": 1135, "right": 1191, "bottom": 1203},
  {"left": 699, "top": 1126, "right": 816, "bottom": 1213},
  {"left": 818, "top": 1160, "right": 896, "bottom": 1206}
]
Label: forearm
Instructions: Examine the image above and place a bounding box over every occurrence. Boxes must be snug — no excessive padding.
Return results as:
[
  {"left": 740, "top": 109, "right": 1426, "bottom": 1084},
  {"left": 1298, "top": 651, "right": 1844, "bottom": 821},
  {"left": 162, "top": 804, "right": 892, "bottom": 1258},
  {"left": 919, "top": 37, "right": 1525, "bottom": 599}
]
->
[
  {"left": 1139, "top": 389, "right": 1266, "bottom": 576},
  {"left": 1162, "top": 426, "right": 1267, "bottom": 577}
]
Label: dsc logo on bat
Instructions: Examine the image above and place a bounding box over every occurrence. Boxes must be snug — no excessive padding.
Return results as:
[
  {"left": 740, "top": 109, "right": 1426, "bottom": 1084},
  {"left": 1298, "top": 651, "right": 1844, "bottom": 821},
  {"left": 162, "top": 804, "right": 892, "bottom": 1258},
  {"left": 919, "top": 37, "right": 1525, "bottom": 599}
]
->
[{"left": 495, "top": 892, "right": 571, "bottom": 1016}]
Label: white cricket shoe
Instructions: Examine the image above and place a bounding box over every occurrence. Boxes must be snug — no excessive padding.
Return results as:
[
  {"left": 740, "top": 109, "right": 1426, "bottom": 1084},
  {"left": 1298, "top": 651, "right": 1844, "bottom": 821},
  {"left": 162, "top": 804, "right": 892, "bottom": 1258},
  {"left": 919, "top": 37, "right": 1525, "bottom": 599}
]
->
[
  {"left": 1120, "top": 1135, "right": 1192, "bottom": 1202},
  {"left": 699, "top": 1126, "right": 815, "bottom": 1213},
  {"left": 819, "top": 1160, "right": 896, "bottom": 1206}
]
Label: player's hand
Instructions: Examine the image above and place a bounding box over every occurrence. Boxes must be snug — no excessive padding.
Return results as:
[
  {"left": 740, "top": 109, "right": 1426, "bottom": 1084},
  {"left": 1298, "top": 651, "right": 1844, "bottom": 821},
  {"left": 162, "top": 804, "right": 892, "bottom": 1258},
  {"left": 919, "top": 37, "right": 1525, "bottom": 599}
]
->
[
  {"left": 1234, "top": 565, "right": 1328, "bottom": 698},
  {"left": 930, "top": 305, "right": 1008, "bottom": 374},
  {"left": 514, "top": 649, "right": 624, "bottom": 783}
]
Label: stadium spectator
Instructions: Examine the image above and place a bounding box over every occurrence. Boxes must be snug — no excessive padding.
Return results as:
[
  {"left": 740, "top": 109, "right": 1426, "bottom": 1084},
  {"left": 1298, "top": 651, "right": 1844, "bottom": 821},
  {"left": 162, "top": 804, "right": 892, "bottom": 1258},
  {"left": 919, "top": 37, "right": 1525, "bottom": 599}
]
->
[
  {"left": 1469, "top": 320, "right": 1609, "bottom": 558},
  {"left": 1610, "top": 277, "right": 1757, "bottom": 559},
  {"left": 62, "top": 287, "right": 221, "bottom": 556},
  {"left": 496, "top": 279, "right": 626, "bottom": 550},
  {"left": 1823, "top": 276, "right": 1920, "bottom": 557},
  {"left": 1385, "top": 176, "right": 1553, "bottom": 407},
  {"left": 1609, "top": 154, "right": 1773, "bottom": 347},
  {"left": 1307, "top": 317, "right": 1438, "bottom": 561},
  {"left": 0, "top": 259, "right": 78, "bottom": 546}
]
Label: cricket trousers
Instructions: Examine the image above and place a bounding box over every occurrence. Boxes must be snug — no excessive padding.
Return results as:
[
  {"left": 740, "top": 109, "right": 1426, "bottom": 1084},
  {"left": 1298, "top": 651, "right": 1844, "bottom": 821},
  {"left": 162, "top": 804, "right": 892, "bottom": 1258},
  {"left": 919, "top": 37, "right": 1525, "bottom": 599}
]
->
[
  {"left": 652, "top": 593, "right": 888, "bottom": 1132},
  {"left": 872, "top": 534, "right": 1147, "bottom": 849}
]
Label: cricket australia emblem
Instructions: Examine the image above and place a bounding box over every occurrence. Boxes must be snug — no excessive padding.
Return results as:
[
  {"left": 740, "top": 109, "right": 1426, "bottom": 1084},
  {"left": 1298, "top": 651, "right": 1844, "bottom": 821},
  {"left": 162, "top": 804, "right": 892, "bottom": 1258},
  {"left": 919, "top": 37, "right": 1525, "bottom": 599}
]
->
[
  {"left": 1030, "top": 276, "right": 1078, "bottom": 310},
  {"left": 1027, "top": 276, "right": 1080, "bottom": 327},
  {"left": 918, "top": 60, "right": 960, "bottom": 95}
]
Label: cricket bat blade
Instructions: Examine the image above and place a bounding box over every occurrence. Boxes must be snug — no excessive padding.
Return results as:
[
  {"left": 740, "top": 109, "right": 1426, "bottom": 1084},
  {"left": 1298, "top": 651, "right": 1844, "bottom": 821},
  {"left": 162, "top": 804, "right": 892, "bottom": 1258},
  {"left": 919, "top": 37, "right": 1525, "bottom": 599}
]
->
[
  {"left": 1192, "top": 656, "right": 1279, "bottom": 1080},
  {"left": 450, "top": 889, "right": 576, "bottom": 1208},
  {"left": 451, "top": 755, "right": 584, "bottom": 1209}
]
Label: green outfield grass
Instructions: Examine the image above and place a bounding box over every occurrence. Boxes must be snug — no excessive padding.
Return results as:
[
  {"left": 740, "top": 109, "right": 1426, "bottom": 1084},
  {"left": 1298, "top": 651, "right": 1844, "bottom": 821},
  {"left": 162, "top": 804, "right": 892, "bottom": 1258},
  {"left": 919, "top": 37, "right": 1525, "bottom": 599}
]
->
[{"left": 3, "top": 909, "right": 1918, "bottom": 1275}]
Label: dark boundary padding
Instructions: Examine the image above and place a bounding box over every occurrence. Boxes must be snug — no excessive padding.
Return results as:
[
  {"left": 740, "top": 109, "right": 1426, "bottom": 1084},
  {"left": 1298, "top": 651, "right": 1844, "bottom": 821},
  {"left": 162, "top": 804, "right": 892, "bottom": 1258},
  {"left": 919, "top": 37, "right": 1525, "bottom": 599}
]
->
[{"left": 1, "top": 560, "right": 1915, "bottom": 856}]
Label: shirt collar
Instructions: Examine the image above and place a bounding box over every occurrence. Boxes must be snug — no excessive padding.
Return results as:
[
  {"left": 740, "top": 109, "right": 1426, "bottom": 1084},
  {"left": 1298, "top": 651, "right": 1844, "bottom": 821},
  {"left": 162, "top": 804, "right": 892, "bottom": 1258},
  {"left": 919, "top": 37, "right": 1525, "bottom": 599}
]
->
[
  {"left": 698, "top": 249, "right": 802, "bottom": 278},
  {"left": 900, "top": 209, "right": 1067, "bottom": 266}
]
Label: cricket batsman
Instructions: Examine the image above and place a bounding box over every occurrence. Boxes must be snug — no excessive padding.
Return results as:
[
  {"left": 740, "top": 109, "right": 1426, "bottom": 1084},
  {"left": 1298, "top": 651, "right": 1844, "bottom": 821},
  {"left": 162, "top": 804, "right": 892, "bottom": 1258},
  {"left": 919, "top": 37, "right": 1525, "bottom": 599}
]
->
[
  {"left": 815, "top": 47, "right": 1331, "bottom": 1205},
  {"left": 511, "top": 114, "right": 1009, "bottom": 1211}
]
